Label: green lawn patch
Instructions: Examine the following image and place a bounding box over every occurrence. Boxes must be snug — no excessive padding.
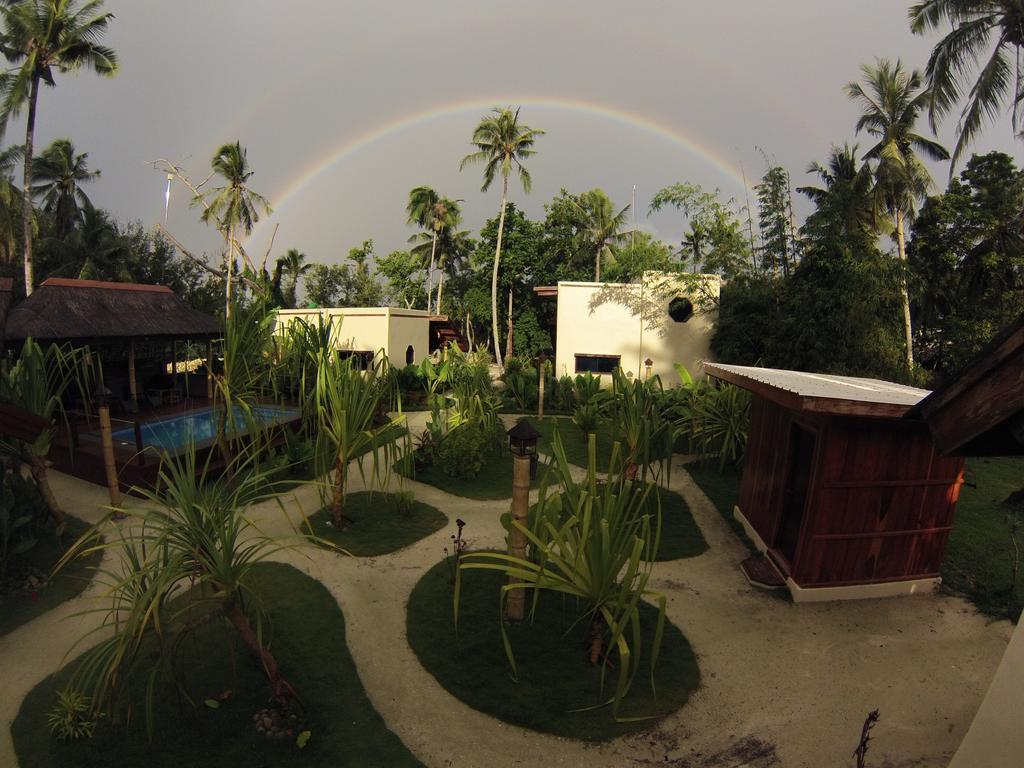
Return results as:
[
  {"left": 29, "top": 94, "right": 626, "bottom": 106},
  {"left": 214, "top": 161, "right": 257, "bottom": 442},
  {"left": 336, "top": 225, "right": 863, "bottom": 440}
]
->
[
  {"left": 0, "top": 516, "right": 101, "bottom": 638},
  {"left": 942, "top": 456, "right": 1024, "bottom": 620},
  {"left": 306, "top": 491, "right": 447, "bottom": 556},
  {"left": 650, "top": 486, "right": 709, "bottom": 561},
  {"left": 406, "top": 558, "right": 700, "bottom": 741},
  {"left": 12, "top": 562, "right": 422, "bottom": 768},
  {"left": 396, "top": 453, "right": 542, "bottom": 500},
  {"left": 684, "top": 461, "right": 755, "bottom": 553}
]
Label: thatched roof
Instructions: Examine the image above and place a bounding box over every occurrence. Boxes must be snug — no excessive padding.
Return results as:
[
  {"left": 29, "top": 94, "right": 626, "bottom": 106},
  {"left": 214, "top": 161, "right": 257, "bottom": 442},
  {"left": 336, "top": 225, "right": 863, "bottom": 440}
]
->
[{"left": 3, "top": 278, "right": 220, "bottom": 343}]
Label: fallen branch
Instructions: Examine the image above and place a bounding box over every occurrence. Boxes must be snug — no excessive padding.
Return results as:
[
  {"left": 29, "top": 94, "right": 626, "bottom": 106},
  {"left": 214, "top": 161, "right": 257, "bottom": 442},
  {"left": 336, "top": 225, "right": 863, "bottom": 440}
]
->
[{"left": 853, "top": 709, "right": 880, "bottom": 768}]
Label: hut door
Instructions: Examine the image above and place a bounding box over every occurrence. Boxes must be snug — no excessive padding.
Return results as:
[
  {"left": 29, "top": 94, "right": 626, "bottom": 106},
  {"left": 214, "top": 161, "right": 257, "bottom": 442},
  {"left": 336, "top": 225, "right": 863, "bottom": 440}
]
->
[{"left": 776, "top": 424, "right": 816, "bottom": 563}]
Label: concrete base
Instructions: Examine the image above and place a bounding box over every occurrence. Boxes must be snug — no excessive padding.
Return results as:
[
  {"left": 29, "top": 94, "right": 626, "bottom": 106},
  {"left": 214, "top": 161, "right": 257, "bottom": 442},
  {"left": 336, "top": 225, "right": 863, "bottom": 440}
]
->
[{"left": 732, "top": 505, "right": 942, "bottom": 603}]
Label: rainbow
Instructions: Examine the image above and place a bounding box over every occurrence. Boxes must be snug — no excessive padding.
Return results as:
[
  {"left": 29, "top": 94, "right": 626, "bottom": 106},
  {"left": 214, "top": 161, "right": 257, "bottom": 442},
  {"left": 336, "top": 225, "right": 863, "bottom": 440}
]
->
[{"left": 245, "top": 96, "right": 753, "bottom": 246}]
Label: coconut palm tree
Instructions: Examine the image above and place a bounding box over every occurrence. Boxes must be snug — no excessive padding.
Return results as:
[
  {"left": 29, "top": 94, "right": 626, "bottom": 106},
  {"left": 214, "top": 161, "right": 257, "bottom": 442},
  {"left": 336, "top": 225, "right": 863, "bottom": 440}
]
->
[
  {"left": 846, "top": 59, "right": 950, "bottom": 369},
  {"left": 31, "top": 137, "right": 99, "bottom": 236},
  {"left": 797, "top": 143, "right": 879, "bottom": 241},
  {"left": 406, "top": 187, "right": 461, "bottom": 310},
  {"left": 460, "top": 107, "right": 544, "bottom": 370},
  {"left": 276, "top": 247, "right": 311, "bottom": 308},
  {"left": 574, "top": 189, "right": 632, "bottom": 281},
  {"left": 409, "top": 196, "right": 466, "bottom": 313},
  {"left": 195, "top": 141, "right": 271, "bottom": 319},
  {"left": 910, "top": 1, "right": 1024, "bottom": 170},
  {"left": 0, "top": 0, "right": 117, "bottom": 295}
]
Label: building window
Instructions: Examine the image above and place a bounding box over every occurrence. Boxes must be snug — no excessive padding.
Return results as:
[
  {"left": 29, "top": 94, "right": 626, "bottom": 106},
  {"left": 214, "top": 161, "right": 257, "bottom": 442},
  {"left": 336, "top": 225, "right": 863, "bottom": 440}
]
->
[
  {"left": 406, "top": 345, "right": 415, "bottom": 365},
  {"left": 574, "top": 354, "right": 620, "bottom": 374},
  {"left": 668, "top": 297, "right": 694, "bottom": 323},
  {"left": 338, "top": 350, "right": 374, "bottom": 370}
]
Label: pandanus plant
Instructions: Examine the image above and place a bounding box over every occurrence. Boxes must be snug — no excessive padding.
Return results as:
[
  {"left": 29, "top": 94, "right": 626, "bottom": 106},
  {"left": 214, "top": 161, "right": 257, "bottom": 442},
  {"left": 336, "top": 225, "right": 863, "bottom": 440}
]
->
[
  {"left": 457, "top": 430, "right": 667, "bottom": 719},
  {"left": 313, "top": 348, "right": 404, "bottom": 529},
  {"left": 0, "top": 338, "right": 94, "bottom": 526},
  {"left": 609, "top": 369, "right": 673, "bottom": 482},
  {"left": 56, "top": 445, "right": 299, "bottom": 739}
]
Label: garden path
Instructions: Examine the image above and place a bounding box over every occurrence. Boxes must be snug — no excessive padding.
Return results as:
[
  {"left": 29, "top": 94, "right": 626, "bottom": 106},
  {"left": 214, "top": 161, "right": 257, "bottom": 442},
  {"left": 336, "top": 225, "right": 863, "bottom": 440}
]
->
[{"left": 0, "top": 425, "right": 1014, "bottom": 768}]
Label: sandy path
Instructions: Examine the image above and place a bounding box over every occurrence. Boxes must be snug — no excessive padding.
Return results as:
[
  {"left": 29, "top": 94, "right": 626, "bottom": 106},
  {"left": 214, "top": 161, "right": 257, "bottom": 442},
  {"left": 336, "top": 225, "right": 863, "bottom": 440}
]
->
[{"left": 1, "top": 434, "right": 1013, "bottom": 768}]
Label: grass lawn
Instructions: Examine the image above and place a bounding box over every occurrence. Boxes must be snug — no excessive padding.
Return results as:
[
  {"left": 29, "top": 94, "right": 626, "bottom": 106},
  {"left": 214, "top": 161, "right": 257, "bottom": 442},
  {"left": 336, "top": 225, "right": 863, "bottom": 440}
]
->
[
  {"left": 942, "top": 456, "right": 1024, "bottom": 620},
  {"left": 12, "top": 562, "right": 423, "bottom": 768},
  {"left": 407, "top": 559, "right": 699, "bottom": 741},
  {"left": 0, "top": 516, "right": 101, "bottom": 638},
  {"left": 305, "top": 491, "right": 447, "bottom": 556},
  {"left": 532, "top": 417, "right": 613, "bottom": 468},
  {"left": 396, "top": 452, "right": 543, "bottom": 500},
  {"left": 684, "top": 460, "right": 755, "bottom": 553}
]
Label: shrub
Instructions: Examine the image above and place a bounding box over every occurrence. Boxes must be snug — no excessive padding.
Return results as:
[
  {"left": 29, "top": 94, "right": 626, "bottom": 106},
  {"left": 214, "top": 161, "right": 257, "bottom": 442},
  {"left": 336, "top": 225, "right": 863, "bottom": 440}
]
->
[
  {"left": 505, "top": 368, "right": 538, "bottom": 411},
  {"left": 46, "top": 688, "right": 95, "bottom": 742},
  {"left": 0, "top": 471, "right": 50, "bottom": 580},
  {"left": 437, "top": 422, "right": 504, "bottom": 479},
  {"left": 571, "top": 402, "right": 604, "bottom": 436},
  {"left": 572, "top": 372, "right": 606, "bottom": 406}
]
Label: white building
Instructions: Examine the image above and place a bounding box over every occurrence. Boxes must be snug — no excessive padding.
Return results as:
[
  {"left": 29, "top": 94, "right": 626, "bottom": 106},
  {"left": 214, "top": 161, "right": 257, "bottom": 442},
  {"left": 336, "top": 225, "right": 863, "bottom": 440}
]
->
[
  {"left": 543, "top": 272, "right": 719, "bottom": 384},
  {"left": 274, "top": 307, "right": 432, "bottom": 367}
]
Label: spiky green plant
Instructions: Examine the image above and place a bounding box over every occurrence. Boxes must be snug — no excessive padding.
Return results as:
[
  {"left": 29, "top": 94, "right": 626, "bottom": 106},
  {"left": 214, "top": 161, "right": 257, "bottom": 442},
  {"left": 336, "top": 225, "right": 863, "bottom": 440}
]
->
[
  {"left": 609, "top": 369, "right": 673, "bottom": 482},
  {"left": 0, "top": 338, "right": 94, "bottom": 525},
  {"left": 457, "top": 431, "right": 666, "bottom": 720},
  {"left": 56, "top": 444, "right": 299, "bottom": 740},
  {"left": 313, "top": 348, "right": 404, "bottom": 529}
]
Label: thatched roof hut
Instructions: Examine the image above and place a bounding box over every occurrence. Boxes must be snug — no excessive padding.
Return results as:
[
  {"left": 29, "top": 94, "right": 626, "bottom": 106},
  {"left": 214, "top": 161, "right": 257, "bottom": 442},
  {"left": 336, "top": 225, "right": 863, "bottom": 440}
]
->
[{"left": 2, "top": 277, "right": 219, "bottom": 344}]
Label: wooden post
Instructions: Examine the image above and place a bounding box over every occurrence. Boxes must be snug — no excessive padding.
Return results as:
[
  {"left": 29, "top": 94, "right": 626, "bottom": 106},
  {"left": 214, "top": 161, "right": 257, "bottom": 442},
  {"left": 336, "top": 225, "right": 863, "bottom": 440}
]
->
[
  {"left": 537, "top": 356, "right": 546, "bottom": 418},
  {"left": 207, "top": 338, "right": 214, "bottom": 400},
  {"left": 506, "top": 453, "right": 532, "bottom": 621},
  {"left": 98, "top": 404, "right": 122, "bottom": 508},
  {"left": 128, "top": 341, "right": 137, "bottom": 402},
  {"left": 171, "top": 339, "right": 178, "bottom": 390}
]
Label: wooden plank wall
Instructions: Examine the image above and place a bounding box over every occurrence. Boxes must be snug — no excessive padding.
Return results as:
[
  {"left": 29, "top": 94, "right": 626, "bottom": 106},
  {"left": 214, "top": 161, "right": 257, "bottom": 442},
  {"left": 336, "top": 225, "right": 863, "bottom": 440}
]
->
[
  {"left": 738, "top": 397, "right": 795, "bottom": 545},
  {"left": 795, "top": 418, "right": 964, "bottom": 586}
]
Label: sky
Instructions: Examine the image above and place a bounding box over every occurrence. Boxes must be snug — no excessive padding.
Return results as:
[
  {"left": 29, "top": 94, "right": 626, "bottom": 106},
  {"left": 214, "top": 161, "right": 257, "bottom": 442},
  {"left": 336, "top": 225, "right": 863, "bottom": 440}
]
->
[{"left": 18, "top": 0, "right": 1022, "bottom": 269}]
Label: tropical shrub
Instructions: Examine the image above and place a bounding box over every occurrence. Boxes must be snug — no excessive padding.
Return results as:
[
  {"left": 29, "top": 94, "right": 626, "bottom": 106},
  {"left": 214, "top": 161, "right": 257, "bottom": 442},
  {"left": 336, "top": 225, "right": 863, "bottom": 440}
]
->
[
  {"left": 571, "top": 402, "right": 604, "bottom": 436},
  {"left": 608, "top": 370, "right": 674, "bottom": 481},
  {"left": 437, "top": 421, "right": 505, "bottom": 479},
  {"left": 0, "top": 471, "right": 47, "bottom": 580},
  {"left": 505, "top": 367, "right": 538, "bottom": 411},
  {"left": 666, "top": 365, "right": 751, "bottom": 468},
  {"left": 56, "top": 446, "right": 300, "bottom": 739},
  {"left": 457, "top": 433, "right": 666, "bottom": 719},
  {"left": 46, "top": 688, "right": 95, "bottom": 742},
  {"left": 572, "top": 372, "right": 605, "bottom": 406}
]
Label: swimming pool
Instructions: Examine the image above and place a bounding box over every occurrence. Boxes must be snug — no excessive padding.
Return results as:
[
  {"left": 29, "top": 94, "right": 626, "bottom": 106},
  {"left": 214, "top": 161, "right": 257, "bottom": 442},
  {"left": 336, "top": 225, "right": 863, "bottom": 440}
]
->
[{"left": 110, "top": 405, "right": 301, "bottom": 453}]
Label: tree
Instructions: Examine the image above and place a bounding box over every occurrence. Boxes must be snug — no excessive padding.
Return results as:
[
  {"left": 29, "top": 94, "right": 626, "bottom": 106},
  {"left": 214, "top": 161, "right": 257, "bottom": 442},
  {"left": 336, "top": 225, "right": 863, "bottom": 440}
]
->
[
  {"left": 460, "top": 107, "right": 544, "bottom": 370},
  {"left": 908, "top": 151, "right": 1024, "bottom": 373},
  {"left": 755, "top": 164, "right": 799, "bottom": 277},
  {"left": 797, "top": 143, "right": 879, "bottom": 244},
  {"left": 602, "top": 231, "right": 676, "bottom": 283},
  {"left": 910, "top": 1, "right": 1024, "bottom": 170},
  {"left": 573, "top": 189, "right": 631, "bottom": 281},
  {"left": 195, "top": 141, "right": 271, "bottom": 319},
  {"left": 376, "top": 248, "right": 426, "bottom": 308},
  {"left": 30, "top": 137, "right": 98, "bottom": 236},
  {"left": 0, "top": 143, "right": 24, "bottom": 264},
  {"left": 846, "top": 58, "right": 950, "bottom": 370},
  {"left": 649, "top": 183, "right": 753, "bottom": 278},
  {"left": 406, "top": 186, "right": 461, "bottom": 309},
  {"left": 343, "top": 238, "right": 384, "bottom": 307},
  {"left": 0, "top": 0, "right": 117, "bottom": 295},
  {"left": 275, "top": 247, "right": 310, "bottom": 308},
  {"left": 409, "top": 206, "right": 469, "bottom": 314},
  {"left": 305, "top": 263, "right": 346, "bottom": 307}
]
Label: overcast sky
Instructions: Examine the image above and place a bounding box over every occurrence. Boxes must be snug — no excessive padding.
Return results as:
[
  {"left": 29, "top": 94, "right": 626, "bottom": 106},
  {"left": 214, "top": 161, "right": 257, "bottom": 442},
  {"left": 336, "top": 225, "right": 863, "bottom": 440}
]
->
[{"left": 18, "top": 0, "right": 1021, "bottom": 268}]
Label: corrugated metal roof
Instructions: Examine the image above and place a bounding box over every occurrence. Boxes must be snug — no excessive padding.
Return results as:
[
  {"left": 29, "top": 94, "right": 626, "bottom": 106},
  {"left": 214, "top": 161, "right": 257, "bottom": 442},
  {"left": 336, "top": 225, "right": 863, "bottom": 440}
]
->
[{"left": 705, "top": 363, "right": 930, "bottom": 407}]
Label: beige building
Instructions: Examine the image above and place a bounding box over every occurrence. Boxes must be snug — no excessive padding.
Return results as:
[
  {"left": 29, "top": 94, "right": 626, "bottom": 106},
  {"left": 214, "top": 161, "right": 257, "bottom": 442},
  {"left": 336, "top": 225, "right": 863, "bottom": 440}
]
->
[
  {"left": 274, "top": 307, "right": 431, "bottom": 367},
  {"left": 547, "top": 272, "right": 719, "bottom": 384}
]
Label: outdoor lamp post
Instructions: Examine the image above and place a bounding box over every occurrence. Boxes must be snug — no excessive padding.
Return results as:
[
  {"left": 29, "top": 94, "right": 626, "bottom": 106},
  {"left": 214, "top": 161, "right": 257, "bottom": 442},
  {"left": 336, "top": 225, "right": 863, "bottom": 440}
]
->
[
  {"left": 92, "top": 385, "right": 123, "bottom": 512},
  {"left": 506, "top": 419, "right": 540, "bottom": 620},
  {"left": 644, "top": 357, "right": 653, "bottom": 379}
]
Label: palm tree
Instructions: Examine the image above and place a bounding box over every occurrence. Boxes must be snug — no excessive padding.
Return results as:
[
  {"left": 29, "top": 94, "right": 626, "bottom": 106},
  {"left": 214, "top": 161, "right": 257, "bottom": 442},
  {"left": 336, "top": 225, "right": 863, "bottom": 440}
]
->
[
  {"left": 195, "top": 141, "right": 271, "bottom": 319},
  {"left": 574, "top": 189, "right": 631, "bottom": 281},
  {"left": 846, "top": 59, "right": 950, "bottom": 369},
  {"left": 31, "top": 137, "right": 99, "bottom": 236},
  {"left": 460, "top": 107, "right": 544, "bottom": 370},
  {"left": 409, "top": 196, "right": 465, "bottom": 313},
  {"left": 0, "top": 0, "right": 117, "bottom": 295},
  {"left": 276, "top": 247, "right": 311, "bottom": 308},
  {"left": 406, "top": 187, "right": 460, "bottom": 310},
  {"left": 910, "top": 1, "right": 1024, "bottom": 170},
  {"left": 797, "top": 143, "right": 879, "bottom": 241},
  {"left": 0, "top": 143, "right": 24, "bottom": 263},
  {"left": 432, "top": 223, "right": 471, "bottom": 314}
]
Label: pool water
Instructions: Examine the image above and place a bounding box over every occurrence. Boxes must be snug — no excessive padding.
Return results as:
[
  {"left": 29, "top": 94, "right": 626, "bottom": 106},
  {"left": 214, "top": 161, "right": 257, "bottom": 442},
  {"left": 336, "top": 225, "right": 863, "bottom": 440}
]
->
[{"left": 111, "top": 405, "right": 300, "bottom": 453}]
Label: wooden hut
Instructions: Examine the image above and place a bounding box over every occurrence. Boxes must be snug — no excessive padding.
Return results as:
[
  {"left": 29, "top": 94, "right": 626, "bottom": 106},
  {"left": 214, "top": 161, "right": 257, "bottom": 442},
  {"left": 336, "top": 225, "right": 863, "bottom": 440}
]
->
[
  {"left": 704, "top": 363, "right": 965, "bottom": 602},
  {"left": 2, "top": 277, "right": 220, "bottom": 405}
]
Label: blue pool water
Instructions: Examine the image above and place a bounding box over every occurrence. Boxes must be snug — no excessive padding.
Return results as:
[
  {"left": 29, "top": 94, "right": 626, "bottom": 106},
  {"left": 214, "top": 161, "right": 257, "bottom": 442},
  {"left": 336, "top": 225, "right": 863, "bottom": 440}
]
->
[{"left": 110, "top": 405, "right": 300, "bottom": 453}]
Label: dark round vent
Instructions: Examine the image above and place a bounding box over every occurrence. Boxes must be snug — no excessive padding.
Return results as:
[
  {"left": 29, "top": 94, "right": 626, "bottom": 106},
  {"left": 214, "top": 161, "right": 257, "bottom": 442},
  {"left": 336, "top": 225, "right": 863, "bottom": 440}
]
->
[{"left": 668, "top": 297, "right": 694, "bottom": 323}]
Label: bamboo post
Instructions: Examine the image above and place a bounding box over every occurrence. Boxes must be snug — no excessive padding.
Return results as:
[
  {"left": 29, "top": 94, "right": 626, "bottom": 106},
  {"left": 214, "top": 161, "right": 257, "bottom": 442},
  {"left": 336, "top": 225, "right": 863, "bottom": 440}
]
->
[
  {"left": 128, "top": 341, "right": 137, "bottom": 403},
  {"left": 207, "top": 338, "right": 214, "bottom": 400},
  {"left": 506, "top": 452, "right": 532, "bottom": 621},
  {"left": 97, "top": 403, "right": 122, "bottom": 508}
]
